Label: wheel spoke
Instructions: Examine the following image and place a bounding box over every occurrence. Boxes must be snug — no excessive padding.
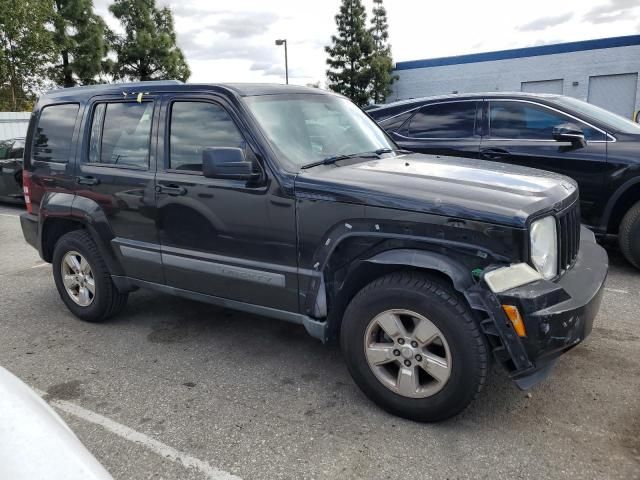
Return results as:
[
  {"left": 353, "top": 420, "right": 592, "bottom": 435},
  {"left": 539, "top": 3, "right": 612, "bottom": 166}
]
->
[
  {"left": 65, "top": 255, "right": 81, "bottom": 272},
  {"left": 366, "top": 343, "right": 395, "bottom": 366},
  {"left": 80, "top": 257, "right": 91, "bottom": 274},
  {"left": 413, "top": 318, "right": 439, "bottom": 345},
  {"left": 63, "top": 274, "right": 77, "bottom": 289},
  {"left": 396, "top": 366, "right": 419, "bottom": 396},
  {"left": 376, "top": 312, "right": 407, "bottom": 339},
  {"left": 78, "top": 287, "right": 91, "bottom": 305},
  {"left": 422, "top": 353, "right": 450, "bottom": 384},
  {"left": 85, "top": 277, "right": 96, "bottom": 295}
]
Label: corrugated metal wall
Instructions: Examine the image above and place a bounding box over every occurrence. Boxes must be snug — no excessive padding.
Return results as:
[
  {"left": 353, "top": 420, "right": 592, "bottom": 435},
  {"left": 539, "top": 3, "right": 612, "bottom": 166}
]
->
[
  {"left": 0, "top": 112, "right": 31, "bottom": 141},
  {"left": 391, "top": 40, "right": 640, "bottom": 119}
]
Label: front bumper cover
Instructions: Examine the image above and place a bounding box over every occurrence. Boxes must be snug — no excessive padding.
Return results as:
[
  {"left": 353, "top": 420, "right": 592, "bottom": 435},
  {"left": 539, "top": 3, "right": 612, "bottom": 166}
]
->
[{"left": 478, "top": 227, "right": 607, "bottom": 389}]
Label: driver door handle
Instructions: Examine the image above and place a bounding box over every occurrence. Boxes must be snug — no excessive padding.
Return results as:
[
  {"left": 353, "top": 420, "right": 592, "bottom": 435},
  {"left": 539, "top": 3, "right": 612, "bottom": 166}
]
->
[
  {"left": 480, "top": 148, "right": 511, "bottom": 160},
  {"left": 155, "top": 184, "right": 187, "bottom": 196}
]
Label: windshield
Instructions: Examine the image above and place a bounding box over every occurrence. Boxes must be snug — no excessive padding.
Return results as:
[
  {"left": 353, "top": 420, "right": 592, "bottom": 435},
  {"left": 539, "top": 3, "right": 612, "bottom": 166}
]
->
[
  {"left": 244, "top": 93, "right": 396, "bottom": 169},
  {"left": 553, "top": 96, "right": 640, "bottom": 134}
]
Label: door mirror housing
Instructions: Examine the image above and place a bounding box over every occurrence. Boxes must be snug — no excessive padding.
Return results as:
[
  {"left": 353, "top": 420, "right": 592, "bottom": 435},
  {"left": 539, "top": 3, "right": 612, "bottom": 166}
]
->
[
  {"left": 552, "top": 123, "right": 586, "bottom": 146},
  {"left": 202, "top": 147, "right": 257, "bottom": 180}
]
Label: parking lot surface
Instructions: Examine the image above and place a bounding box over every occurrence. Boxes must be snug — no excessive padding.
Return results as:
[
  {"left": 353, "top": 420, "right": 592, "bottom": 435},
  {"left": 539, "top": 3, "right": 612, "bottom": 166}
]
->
[{"left": 0, "top": 202, "right": 638, "bottom": 480}]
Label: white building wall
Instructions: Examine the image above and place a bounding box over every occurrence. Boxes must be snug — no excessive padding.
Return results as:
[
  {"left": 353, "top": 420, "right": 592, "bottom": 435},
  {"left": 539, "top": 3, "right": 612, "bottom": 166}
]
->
[
  {"left": 0, "top": 112, "right": 31, "bottom": 140},
  {"left": 390, "top": 44, "right": 640, "bottom": 119}
]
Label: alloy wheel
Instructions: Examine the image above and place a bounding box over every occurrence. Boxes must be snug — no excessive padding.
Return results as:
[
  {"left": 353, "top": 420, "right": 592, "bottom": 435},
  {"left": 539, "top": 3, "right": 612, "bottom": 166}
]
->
[{"left": 364, "top": 309, "right": 452, "bottom": 398}]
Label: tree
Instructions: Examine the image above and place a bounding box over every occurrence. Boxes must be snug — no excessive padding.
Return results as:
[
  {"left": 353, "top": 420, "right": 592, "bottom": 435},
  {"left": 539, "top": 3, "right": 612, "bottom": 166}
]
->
[
  {"left": 369, "top": 0, "right": 396, "bottom": 104},
  {"left": 109, "top": 0, "right": 190, "bottom": 82},
  {"left": 325, "top": 0, "right": 374, "bottom": 106},
  {"left": 51, "top": 0, "right": 108, "bottom": 87},
  {"left": 0, "top": 0, "right": 58, "bottom": 110}
]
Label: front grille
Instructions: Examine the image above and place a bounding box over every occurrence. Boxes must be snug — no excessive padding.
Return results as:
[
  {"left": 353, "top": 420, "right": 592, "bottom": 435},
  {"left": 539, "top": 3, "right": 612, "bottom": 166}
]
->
[{"left": 558, "top": 203, "right": 580, "bottom": 271}]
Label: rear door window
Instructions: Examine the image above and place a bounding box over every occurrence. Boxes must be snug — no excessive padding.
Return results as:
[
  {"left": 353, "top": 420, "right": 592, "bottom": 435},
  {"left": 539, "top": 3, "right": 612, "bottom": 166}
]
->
[
  {"left": 33, "top": 103, "right": 79, "bottom": 162},
  {"left": 407, "top": 102, "right": 478, "bottom": 138},
  {"left": 88, "top": 102, "right": 154, "bottom": 169}
]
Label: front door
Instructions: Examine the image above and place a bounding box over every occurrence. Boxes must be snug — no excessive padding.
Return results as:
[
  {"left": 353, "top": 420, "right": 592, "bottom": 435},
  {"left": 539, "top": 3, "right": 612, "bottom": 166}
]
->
[
  {"left": 155, "top": 94, "right": 298, "bottom": 312},
  {"left": 480, "top": 100, "right": 608, "bottom": 227}
]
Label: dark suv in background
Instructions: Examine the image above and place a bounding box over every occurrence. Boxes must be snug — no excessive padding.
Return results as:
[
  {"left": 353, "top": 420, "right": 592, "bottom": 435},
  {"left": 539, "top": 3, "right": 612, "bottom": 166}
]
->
[
  {"left": 368, "top": 93, "right": 640, "bottom": 268},
  {"left": 20, "top": 82, "right": 607, "bottom": 421},
  {"left": 0, "top": 137, "right": 25, "bottom": 204}
]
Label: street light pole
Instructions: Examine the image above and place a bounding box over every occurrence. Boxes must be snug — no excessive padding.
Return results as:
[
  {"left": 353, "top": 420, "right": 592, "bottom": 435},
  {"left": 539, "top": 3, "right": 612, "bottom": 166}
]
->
[{"left": 275, "top": 39, "right": 288, "bottom": 84}]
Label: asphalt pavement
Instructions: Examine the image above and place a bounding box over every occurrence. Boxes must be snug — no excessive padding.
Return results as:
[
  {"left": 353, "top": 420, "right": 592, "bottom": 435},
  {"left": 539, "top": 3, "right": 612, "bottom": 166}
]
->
[{"left": 0, "top": 203, "right": 638, "bottom": 480}]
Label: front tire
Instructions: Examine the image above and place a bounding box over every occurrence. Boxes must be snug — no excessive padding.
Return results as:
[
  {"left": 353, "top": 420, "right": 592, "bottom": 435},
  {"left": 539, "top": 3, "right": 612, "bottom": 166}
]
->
[
  {"left": 52, "top": 230, "right": 128, "bottom": 322},
  {"left": 340, "top": 272, "right": 488, "bottom": 422},
  {"left": 619, "top": 200, "right": 640, "bottom": 269}
]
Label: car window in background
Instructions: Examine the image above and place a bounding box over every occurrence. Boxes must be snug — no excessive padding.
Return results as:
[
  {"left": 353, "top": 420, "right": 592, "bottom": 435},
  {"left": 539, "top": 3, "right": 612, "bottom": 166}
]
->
[
  {"left": 489, "top": 101, "right": 604, "bottom": 140},
  {"left": 10, "top": 139, "right": 24, "bottom": 158},
  {"left": 553, "top": 95, "right": 640, "bottom": 134},
  {"left": 0, "top": 140, "right": 11, "bottom": 159},
  {"left": 33, "top": 104, "right": 79, "bottom": 162},
  {"left": 88, "top": 102, "right": 153, "bottom": 168},
  {"left": 169, "top": 102, "right": 245, "bottom": 172},
  {"left": 407, "top": 102, "right": 477, "bottom": 138},
  {"left": 244, "top": 94, "right": 394, "bottom": 169}
]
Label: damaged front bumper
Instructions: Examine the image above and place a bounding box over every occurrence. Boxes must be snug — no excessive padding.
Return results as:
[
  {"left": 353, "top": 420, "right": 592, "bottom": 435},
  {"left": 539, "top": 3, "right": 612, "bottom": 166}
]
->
[{"left": 475, "top": 227, "right": 608, "bottom": 389}]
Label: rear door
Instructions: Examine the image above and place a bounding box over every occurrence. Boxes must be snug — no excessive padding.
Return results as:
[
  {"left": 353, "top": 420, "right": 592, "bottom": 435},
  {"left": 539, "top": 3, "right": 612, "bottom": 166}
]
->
[
  {"left": 76, "top": 95, "right": 162, "bottom": 283},
  {"left": 480, "top": 99, "right": 608, "bottom": 225},
  {"left": 390, "top": 100, "right": 482, "bottom": 158}
]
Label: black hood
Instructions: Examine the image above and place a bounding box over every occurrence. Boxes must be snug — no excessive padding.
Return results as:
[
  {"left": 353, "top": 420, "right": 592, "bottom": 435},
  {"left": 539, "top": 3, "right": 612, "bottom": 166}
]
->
[{"left": 295, "top": 153, "right": 578, "bottom": 228}]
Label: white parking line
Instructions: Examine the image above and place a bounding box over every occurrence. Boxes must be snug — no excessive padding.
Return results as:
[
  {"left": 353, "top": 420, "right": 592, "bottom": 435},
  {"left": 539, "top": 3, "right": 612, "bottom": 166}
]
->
[
  {"left": 35, "top": 390, "right": 242, "bottom": 480},
  {"left": 605, "top": 287, "right": 629, "bottom": 294},
  {"left": 0, "top": 213, "right": 19, "bottom": 218}
]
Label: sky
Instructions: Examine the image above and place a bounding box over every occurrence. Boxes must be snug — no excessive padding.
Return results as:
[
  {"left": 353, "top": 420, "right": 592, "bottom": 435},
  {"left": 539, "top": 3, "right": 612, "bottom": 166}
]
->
[{"left": 93, "top": 0, "right": 640, "bottom": 86}]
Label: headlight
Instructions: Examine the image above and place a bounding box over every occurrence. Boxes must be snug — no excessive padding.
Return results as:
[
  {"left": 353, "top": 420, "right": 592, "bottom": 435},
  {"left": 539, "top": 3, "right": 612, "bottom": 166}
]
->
[{"left": 530, "top": 216, "right": 558, "bottom": 279}]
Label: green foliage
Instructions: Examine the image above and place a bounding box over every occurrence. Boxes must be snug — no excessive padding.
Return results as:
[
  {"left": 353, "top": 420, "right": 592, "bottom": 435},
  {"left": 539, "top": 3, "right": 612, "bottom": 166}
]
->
[
  {"left": 325, "top": 0, "right": 374, "bottom": 106},
  {"left": 51, "top": 0, "right": 108, "bottom": 87},
  {"left": 369, "top": 0, "right": 396, "bottom": 104},
  {"left": 0, "top": 0, "right": 58, "bottom": 110},
  {"left": 109, "top": 0, "right": 190, "bottom": 82}
]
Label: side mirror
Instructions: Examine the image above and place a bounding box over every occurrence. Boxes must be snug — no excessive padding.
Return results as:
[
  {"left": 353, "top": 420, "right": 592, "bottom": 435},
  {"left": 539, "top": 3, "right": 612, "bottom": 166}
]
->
[
  {"left": 552, "top": 123, "right": 586, "bottom": 147},
  {"left": 202, "top": 147, "right": 257, "bottom": 180}
]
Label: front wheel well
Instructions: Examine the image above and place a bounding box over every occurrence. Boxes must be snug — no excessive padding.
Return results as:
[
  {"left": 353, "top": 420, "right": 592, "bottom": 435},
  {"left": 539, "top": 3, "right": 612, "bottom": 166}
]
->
[
  {"left": 327, "top": 262, "right": 461, "bottom": 340},
  {"left": 41, "top": 218, "right": 85, "bottom": 262},
  {"left": 607, "top": 183, "right": 640, "bottom": 234}
]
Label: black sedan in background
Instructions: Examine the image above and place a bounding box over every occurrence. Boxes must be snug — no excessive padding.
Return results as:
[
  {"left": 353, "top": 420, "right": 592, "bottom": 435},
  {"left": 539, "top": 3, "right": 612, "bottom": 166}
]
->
[
  {"left": 0, "top": 137, "right": 25, "bottom": 204},
  {"left": 368, "top": 93, "right": 640, "bottom": 268}
]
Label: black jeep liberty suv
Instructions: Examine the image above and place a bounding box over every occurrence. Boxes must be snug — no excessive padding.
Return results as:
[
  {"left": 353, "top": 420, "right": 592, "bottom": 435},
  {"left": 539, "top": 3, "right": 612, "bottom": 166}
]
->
[{"left": 20, "top": 82, "right": 608, "bottom": 421}]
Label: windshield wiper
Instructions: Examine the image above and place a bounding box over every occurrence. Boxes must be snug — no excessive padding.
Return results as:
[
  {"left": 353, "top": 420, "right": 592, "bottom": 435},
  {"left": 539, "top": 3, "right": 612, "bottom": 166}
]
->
[{"left": 300, "top": 151, "right": 380, "bottom": 170}]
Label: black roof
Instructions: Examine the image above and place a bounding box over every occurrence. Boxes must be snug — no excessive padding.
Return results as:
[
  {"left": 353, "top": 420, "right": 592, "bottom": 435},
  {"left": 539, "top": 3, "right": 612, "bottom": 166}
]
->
[{"left": 43, "top": 81, "right": 333, "bottom": 100}]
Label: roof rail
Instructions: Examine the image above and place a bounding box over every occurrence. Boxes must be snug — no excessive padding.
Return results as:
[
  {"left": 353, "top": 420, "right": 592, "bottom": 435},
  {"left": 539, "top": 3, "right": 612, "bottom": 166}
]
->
[{"left": 48, "top": 80, "right": 183, "bottom": 94}]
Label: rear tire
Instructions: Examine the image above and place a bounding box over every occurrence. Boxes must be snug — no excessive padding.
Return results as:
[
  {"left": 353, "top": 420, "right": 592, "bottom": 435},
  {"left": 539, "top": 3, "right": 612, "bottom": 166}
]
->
[
  {"left": 52, "top": 230, "right": 128, "bottom": 322},
  {"left": 340, "top": 272, "right": 488, "bottom": 422},
  {"left": 618, "top": 200, "right": 640, "bottom": 269}
]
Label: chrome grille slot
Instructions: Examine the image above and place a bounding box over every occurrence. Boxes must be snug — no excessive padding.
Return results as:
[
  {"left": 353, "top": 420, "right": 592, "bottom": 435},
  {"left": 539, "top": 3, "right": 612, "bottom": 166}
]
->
[{"left": 558, "top": 203, "right": 580, "bottom": 271}]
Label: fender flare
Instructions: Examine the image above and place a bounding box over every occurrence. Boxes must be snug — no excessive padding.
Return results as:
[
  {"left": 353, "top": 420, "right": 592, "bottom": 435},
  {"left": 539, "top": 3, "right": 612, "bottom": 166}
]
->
[
  {"left": 364, "top": 248, "right": 474, "bottom": 292},
  {"left": 38, "top": 193, "right": 125, "bottom": 276}
]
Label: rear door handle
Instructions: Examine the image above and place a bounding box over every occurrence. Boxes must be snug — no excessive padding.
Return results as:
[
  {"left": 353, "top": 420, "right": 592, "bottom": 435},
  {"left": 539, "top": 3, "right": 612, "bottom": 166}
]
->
[
  {"left": 155, "top": 184, "right": 187, "bottom": 196},
  {"left": 480, "top": 148, "right": 511, "bottom": 160},
  {"left": 76, "top": 175, "right": 100, "bottom": 186}
]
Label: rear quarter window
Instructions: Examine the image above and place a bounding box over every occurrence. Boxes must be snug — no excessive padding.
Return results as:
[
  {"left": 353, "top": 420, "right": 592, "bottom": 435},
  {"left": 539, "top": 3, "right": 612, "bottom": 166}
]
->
[{"left": 32, "top": 103, "right": 80, "bottom": 163}]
